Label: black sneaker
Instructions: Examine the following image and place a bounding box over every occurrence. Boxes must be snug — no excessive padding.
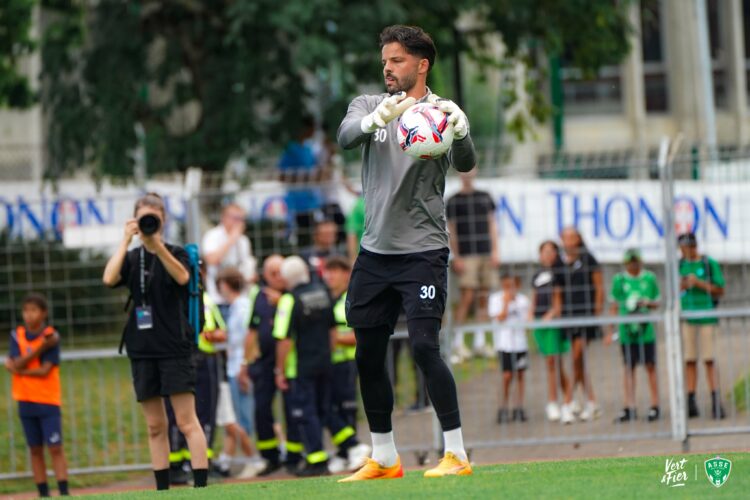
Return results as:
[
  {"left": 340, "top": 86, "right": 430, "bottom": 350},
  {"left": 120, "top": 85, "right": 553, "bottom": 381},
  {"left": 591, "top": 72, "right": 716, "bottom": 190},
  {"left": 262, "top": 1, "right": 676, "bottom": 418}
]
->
[
  {"left": 257, "top": 460, "right": 283, "bottom": 477},
  {"left": 687, "top": 396, "right": 699, "bottom": 418},
  {"left": 614, "top": 408, "right": 637, "bottom": 423},
  {"left": 712, "top": 402, "right": 726, "bottom": 420},
  {"left": 170, "top": 466, "right": 191, "bottom": 485},
  {"left": 295, "top": 461, "right": 330, "bottom": 477},
  {"left": 646, "top": 406, "right": 660, "bottom": 422},
  {"left": 512, "top": 408, "right": 528, "bottom": 422},
  {"left": 496, "top": 408, "right": 510, "bottom": 424},
  {"left": 284, "top": 460, "right": 301, "bottom": 475}
]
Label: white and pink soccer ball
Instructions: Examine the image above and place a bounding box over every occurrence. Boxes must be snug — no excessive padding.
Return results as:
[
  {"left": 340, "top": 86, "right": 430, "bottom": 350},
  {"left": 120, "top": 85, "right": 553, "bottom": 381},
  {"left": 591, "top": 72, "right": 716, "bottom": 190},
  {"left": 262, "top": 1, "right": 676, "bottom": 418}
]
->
[{"left": 397, "top": 103, "right": 454, "bottom": 160}]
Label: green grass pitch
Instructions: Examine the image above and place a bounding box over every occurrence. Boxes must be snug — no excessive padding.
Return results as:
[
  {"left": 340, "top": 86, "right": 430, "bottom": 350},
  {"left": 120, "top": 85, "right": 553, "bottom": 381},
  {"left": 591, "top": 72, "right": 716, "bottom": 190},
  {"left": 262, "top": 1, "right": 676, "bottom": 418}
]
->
[{"left": 85, "top": 452, "right": 749, "bottom": 499}]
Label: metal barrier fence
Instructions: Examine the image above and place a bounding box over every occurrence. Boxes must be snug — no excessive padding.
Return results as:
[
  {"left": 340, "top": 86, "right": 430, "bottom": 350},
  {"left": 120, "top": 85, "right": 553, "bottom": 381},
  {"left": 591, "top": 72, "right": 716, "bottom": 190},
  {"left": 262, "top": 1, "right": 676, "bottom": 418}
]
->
[{"left": 2, "top": 139, "right": 750, "bottom": 480}]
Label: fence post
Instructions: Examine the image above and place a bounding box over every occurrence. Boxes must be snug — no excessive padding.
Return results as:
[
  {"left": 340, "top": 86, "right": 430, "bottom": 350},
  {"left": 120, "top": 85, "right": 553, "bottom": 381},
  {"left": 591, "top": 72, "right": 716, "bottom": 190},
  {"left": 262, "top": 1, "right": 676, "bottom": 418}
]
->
[{"left": 658, "top": 137, "right": 687, "bottom": 445}]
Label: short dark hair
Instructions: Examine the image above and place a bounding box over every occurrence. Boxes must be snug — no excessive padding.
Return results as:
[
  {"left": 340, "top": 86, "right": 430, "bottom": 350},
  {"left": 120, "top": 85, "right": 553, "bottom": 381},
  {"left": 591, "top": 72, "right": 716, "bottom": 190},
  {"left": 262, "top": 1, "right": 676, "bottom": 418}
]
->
[
  {"left": 216, "top": 267, "right": 245, "bottom": 293},
  {"left": 379, "top": 25, "right": 437, "bottom": 72},
  {"left": 23, "top": 293, "right": 49, "bottom": 312},
  {"left": 324, "top": 256, "right": 351, "bottom": 272}
]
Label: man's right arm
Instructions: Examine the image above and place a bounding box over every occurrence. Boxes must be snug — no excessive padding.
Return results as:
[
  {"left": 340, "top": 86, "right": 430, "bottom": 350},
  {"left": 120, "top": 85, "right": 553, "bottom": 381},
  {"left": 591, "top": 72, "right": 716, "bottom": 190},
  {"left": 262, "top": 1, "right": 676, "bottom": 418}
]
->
[{"left": 337, "top": 96, "right": 374, "bottom": 150}]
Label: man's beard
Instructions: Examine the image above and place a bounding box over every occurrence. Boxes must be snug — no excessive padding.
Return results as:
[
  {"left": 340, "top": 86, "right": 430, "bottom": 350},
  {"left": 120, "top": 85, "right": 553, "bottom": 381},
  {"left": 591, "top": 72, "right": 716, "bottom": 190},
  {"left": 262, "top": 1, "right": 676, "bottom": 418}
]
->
[{"left": 386, "top": 72, "right": 417, "bottom": 95}]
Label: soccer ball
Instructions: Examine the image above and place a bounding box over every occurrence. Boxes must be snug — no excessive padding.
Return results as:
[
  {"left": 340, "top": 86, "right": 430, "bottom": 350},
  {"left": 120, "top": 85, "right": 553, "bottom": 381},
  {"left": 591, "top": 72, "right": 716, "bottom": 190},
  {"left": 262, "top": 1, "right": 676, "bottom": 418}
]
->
[{"left": 397, "top": 103, "right": 454, "bottom": 160}]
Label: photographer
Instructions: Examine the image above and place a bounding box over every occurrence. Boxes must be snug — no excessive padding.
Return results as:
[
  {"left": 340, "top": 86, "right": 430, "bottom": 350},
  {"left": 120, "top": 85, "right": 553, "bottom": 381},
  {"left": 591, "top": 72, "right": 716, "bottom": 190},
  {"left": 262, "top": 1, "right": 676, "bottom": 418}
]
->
[{"left": 102, "top": 193, "right": 208, "bottom": 490}]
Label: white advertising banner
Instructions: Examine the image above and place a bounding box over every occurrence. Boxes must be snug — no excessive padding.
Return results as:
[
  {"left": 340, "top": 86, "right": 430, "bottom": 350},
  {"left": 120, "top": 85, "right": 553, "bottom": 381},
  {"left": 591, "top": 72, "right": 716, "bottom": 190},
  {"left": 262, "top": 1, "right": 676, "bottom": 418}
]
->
[
  {"left": 446, "top": 179, "right": 749, "bottom": 264},
  {"left": 0, "top": 178, "right": 747, "bottom": 263}
]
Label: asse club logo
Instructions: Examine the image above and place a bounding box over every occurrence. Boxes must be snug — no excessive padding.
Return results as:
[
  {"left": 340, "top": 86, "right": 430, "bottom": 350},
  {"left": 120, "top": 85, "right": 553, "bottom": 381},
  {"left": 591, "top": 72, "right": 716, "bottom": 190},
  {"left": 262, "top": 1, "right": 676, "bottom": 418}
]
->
[
  {"left": 660, "top": 455, "right": 732, "bottom": 489},
  {"left": 704, "top": 456, "right": 732, "bottom": 488}
]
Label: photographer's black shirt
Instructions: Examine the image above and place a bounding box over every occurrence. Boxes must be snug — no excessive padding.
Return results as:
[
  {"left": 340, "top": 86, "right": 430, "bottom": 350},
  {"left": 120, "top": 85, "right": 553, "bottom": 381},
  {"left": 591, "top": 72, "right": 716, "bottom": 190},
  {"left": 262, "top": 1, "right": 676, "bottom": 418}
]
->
[{"left": 115, "top": 244, "right": 194, "bottom": 359}]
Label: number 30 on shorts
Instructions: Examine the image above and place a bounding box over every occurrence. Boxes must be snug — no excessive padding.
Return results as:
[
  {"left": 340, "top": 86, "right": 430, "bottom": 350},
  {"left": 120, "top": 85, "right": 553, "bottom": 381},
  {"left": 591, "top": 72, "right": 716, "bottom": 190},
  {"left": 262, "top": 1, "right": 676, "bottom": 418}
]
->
[{"left": 420, "top": 285, "right": 436, "bottom": 300}]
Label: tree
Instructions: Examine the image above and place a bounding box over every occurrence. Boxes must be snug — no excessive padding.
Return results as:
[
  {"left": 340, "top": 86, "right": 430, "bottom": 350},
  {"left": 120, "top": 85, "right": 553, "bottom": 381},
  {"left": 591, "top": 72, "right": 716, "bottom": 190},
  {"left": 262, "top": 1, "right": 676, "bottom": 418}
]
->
[
  {"left": 0, "top": 0, "right": 36, "bottom": 108},
  {"left": 40, "top": 0, "right": 633, "bottom": 179}
]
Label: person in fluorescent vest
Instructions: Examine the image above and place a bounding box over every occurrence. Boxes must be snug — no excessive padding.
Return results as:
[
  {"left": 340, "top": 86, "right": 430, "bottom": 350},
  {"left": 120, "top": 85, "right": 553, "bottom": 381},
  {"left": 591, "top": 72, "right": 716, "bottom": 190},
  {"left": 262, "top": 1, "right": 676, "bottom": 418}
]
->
[
  {"left": 273, "top": 256, "right": 336, "bottom": 476},
  {"left": 239, "top": 255, "right": 304, "bottom": 475},
  {"left": 6, "top": 293, "right": 70, "bottom": 497},
  {"left": 322, "top": 256, "right": 371, "bottom": 472},
  {"left": 166, "top": 290, "right": 227, "bottom": 484}
]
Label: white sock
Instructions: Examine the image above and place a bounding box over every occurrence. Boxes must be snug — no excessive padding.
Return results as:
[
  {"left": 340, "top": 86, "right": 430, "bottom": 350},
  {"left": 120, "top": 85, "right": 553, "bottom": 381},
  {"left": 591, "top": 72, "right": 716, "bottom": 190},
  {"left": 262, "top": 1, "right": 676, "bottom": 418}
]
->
[
  {"left": 371, "top": 431, "right": 398, "bottom": 467},
  {"left": 443, "top": 428, "right": 467, "bottom": 461}
]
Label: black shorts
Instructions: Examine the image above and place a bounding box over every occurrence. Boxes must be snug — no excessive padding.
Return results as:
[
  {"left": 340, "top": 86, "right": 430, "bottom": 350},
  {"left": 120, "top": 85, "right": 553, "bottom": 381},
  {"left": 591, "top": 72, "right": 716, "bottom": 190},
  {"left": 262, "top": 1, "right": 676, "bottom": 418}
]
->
[
  {"left": 620, "top": 342, "right": 656, "bottom": 368},
  {"left": 565, "top": 325, "right": 602, "bottom": 342},
  {"left": 346, "top": 247, "right": 448, "bottom": 330},
  {"left": 498, "top": 351, "right": 528, "bottom": 373},
  {"left": 130, "top": 356, "right": 196, "bottom": 402}
]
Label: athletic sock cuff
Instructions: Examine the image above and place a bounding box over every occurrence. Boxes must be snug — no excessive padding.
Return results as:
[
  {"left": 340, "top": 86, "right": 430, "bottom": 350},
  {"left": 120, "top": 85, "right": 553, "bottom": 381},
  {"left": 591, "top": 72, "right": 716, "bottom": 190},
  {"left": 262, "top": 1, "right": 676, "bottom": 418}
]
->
[{"left": 436, "top": 408, "right": 461, "bottom": 431}]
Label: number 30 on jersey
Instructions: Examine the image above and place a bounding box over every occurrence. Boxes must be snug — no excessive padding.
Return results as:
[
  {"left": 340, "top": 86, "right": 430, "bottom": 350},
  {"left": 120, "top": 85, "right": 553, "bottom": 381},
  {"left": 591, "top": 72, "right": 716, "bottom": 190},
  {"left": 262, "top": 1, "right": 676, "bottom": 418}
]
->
[
  {"left": 420, "top": 285, "right": 436, "bottom": 300},
  {"left": 373, "top": 129, "right": 387, "bottom": 142}
]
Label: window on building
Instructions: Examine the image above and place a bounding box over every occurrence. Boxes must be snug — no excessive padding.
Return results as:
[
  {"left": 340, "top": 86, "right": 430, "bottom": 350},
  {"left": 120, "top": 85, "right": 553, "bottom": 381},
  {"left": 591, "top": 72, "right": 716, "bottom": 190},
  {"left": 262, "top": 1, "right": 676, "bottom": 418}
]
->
[
  {"left": 559, "top": 49, "right": 623, "bottom": 116},
  {"left": 641, "top": 0, "right": 668, "bottom": 112},
  {"left": 707, "top": 0, "right": 727, "bottom": 109}
]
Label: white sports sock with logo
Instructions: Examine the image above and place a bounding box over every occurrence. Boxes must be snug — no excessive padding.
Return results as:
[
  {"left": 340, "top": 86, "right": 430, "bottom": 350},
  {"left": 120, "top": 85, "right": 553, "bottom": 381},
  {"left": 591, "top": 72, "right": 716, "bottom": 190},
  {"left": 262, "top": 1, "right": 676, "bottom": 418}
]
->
[
  {"left": 443, "top": 428, "right": 468, "bottom": 461},
  {"left": 371, "top": 431, "right": 398, "bottom": 467}
]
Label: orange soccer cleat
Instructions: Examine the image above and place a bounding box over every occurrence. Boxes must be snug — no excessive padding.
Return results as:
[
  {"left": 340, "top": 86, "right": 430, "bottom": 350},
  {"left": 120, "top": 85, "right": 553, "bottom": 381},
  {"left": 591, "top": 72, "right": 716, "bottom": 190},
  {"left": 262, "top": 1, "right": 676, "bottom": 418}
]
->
[
  {"left": 337, "top": 456, "right": 404, "bottom": 482},
  {"left": 423, "top": 452, "right": 473, "bottom": 478}
]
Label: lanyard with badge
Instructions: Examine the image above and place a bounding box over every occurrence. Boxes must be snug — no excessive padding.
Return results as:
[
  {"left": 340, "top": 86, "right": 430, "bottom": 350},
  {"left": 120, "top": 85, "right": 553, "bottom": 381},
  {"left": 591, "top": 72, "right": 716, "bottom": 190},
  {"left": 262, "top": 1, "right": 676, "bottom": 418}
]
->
[{"left": 135, "top": 247, "right": 157, "bottom": 330}]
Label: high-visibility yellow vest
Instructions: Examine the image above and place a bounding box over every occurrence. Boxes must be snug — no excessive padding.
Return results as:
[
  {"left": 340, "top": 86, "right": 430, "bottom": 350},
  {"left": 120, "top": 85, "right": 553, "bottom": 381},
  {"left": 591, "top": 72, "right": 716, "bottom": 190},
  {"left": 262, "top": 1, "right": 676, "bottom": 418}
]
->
[
  {"left": 198, "top": 293, "right": 226, "bottom": 354},
  {"left": 332, "top": 292, "right": 356, "bottom": 364}
]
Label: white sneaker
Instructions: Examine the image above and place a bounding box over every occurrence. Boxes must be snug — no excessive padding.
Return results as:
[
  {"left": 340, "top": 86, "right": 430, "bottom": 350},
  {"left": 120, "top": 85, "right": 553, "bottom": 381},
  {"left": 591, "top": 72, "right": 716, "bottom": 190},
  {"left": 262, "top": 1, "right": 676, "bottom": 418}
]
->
[
  {"left": 237, "top": 462, "right": 259, "bottom": 479},
  {"left": 328, "top": 456, "right": 348, "bottom": 474},
  {"left": 570, "top": 399, "right": 582, "bottom": 416},
  {"left": 346, "top": 443, "right": 372, "bottom": 471},
  {"left": 560, "top": 403, "right": 576, "bottom": 424},
  {"left": 546, "top": 402, "right": 561, "bottom": 422},
  {"left": 473, "top": 344, "right": 495, "bottom": 359},
  {"left": 451, "top": 343, "right": 471, "bottom": 364},
  {"left": 579, "top": 401, "right": 602, "bottom": 422}
]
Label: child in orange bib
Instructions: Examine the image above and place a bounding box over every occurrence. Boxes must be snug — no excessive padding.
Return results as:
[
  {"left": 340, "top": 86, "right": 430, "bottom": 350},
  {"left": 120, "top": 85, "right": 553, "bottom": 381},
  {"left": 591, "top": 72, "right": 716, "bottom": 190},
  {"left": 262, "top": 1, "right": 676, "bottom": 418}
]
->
[{"left": 5, "top": 293, "right": 69, "bottom": 497}]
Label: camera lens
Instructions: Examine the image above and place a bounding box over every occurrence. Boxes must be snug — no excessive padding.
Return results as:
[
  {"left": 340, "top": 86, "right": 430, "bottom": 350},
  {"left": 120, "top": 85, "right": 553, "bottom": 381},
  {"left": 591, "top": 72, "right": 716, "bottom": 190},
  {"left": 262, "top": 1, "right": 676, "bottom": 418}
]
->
[{"left": 138, "top": 214, "right": 161, "bottom": 236}]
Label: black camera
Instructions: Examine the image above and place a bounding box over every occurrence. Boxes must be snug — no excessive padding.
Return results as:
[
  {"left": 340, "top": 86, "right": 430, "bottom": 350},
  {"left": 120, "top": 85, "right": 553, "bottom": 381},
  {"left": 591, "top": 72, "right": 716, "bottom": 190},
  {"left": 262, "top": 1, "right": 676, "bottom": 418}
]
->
[{"left": 138, "top": 214, "right": 161, "bottom": 236}]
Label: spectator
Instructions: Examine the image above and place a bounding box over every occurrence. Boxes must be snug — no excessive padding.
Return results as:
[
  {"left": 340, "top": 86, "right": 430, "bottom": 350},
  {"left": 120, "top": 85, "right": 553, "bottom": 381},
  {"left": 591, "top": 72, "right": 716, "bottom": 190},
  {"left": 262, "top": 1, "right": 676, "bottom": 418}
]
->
[
  {"left": 313, "top": 121, "right": 347, "bottom": 243},
  {"left": 278, "top": 115, "right": 324, "bottom": 247},
  {"left": 202, "top": 203, "right": 257, "bottom": 310},
  {"left": 678, "top": 232, "right": 726, "bottom": 419},
  {"left": 346, "top": 196, "right": 366, "bottom": 263},
  {"left": 606, "top": 248, "right": 660, "bottom": 423},
  {"left": 301, "top": 219, "right": 342, "bottom": 280},
  {"left": 488, "top": 273, "right": 530, "bottom": 423},
  {"left": 560, "top": 226, "right": 604, "bottom": 422},
  {"left": 5, "top": 294, "right": 69, "bottom": 497},
  {"left": 529, "top": 241, "right": 574, "bottom": 424},
  {"left": 447, "top": 170, "right": 499, "bottom": 361},
  {"left": 239, "top": 255, "right": 303, "bottom": 475},
  {"left": 217, "top": 267, "right": 260, "bottom": 477}
]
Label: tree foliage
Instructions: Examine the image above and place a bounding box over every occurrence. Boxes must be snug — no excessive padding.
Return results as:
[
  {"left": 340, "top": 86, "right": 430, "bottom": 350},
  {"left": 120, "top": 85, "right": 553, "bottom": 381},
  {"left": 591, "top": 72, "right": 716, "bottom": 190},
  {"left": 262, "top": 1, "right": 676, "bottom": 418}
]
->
[
  {"left": 0, "top": 0, "right": 36, "bottom": 108},
  {"left": 39, "top": 0, "right": 633, "bottom": 179}
]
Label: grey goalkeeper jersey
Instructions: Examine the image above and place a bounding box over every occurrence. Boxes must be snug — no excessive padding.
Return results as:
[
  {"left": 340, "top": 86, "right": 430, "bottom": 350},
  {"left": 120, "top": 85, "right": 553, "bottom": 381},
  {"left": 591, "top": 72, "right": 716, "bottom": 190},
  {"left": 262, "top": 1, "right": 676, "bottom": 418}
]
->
[{"left": 337, "top": 92, "right": 476, "bottom": 254}]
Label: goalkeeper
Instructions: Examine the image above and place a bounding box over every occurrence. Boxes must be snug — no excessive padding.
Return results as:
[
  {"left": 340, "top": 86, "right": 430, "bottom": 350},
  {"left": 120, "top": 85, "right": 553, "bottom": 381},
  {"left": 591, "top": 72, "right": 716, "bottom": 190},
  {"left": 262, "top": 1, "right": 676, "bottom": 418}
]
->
[{"left": 336, "top": 25, "right": 475, "bottom": 481}]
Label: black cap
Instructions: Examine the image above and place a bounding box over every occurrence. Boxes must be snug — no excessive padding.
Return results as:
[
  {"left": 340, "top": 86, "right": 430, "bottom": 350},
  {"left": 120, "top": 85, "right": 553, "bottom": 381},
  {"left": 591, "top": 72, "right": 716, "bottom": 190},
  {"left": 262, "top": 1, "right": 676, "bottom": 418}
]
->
[{"left": 677, "top": 232, "right": 697, "bottom": 247}]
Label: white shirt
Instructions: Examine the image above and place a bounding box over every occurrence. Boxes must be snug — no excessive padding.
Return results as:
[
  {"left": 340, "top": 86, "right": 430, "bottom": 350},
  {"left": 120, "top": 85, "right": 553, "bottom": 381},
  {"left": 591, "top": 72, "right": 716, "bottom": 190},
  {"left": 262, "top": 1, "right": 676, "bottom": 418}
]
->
[
  {"left": 488, "top": 292, "right": 530, "bottom": 353},
  {"left": 225, "top": 296, "right": 251, "bottom": 378},
  {"left": 202, "top": 225, "right": 257, "bottom": 304}
]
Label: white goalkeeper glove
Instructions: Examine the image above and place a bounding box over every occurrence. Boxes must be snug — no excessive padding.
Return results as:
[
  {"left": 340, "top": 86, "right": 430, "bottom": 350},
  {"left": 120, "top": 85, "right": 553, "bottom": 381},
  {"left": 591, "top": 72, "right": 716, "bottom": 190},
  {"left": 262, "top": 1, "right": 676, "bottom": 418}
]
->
[
  {"left": 360, "top": 92, "right": 417, "bottom": 133},
  {"left": 427, "top": 94, "right": 469, "bottom": 140}
]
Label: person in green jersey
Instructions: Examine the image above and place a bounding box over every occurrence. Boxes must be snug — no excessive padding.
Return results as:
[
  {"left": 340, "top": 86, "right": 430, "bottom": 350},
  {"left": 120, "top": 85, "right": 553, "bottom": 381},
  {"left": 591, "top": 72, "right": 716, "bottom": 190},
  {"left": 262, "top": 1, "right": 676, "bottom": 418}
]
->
[
  {"left": 678, "top": 232, "right": 725, "bottom": 419},
  {"left": 606, "top": 249, "right": 660, "bottom": 423}
]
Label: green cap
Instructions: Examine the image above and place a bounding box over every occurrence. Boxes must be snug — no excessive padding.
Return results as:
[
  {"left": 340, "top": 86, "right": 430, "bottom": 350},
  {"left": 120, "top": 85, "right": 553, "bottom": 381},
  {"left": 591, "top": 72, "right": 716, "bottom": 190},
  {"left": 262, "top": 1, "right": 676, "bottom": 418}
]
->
[{"left": 623, "top": 248, "right": 641, "bottom": 263}]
